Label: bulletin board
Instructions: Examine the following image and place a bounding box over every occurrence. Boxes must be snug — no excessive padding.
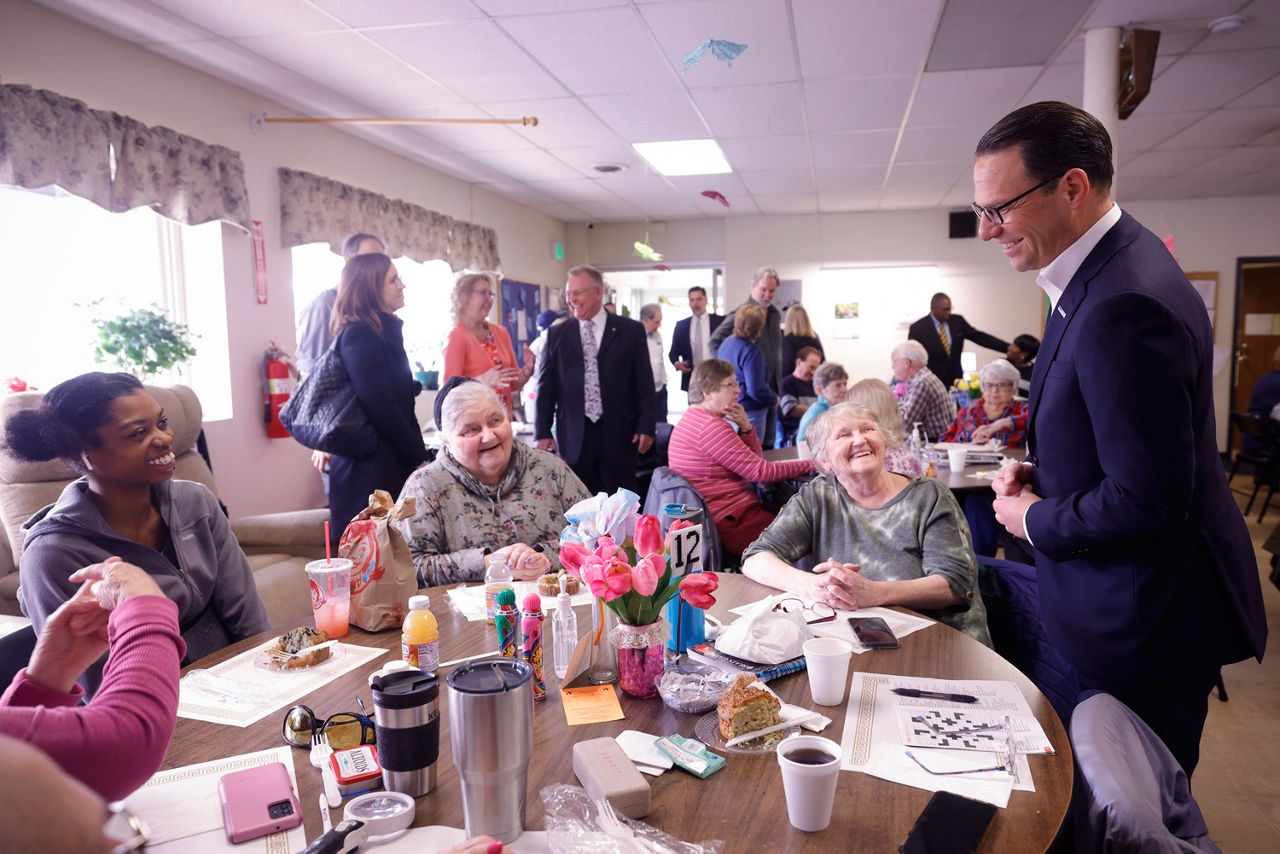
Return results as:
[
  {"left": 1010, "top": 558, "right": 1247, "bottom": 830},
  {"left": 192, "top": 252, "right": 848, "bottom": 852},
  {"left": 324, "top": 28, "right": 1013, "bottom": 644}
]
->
[
  {"left": 1185, "top": 271, "right": 1218, "bottom": 333},
  {"left": 501, "top": 278, "right": 542, "bottom": 370}
]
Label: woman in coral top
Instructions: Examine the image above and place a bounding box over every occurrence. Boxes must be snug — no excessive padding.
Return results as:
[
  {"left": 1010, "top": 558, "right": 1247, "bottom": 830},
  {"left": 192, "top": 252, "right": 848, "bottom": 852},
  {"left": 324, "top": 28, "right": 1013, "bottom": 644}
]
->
[
  {"left": 668, "top": 359, "right": 815, "bottom": 555},
  {"left": 443, "top": 271, "right": 527, "bottom": 418}
]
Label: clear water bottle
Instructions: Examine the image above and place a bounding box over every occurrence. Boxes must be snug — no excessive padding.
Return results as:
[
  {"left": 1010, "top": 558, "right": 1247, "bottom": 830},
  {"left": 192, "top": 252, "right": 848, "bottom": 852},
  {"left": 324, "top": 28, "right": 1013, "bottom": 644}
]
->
[
  {"left": 550, "top": 577, "right": 578, "bottom": 680},
  {"left": 484, "top": 554, "right": 513, "bottom": 625}
]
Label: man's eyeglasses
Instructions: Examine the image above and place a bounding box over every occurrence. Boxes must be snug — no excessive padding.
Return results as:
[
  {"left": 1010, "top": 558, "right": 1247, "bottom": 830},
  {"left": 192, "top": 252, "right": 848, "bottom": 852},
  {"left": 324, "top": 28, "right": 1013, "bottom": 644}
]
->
[
  {"left": 904, "top": 715, "right": 1016, "bottom": 776},
  {"left": 772, "top": 597, "right": 837, "bottom": 624},
  {"left": 971, "top": 170, "right": 1068, "bottom": 225},
  {"left": 282, "top": 702, "right": 376, "bottom": 751}
]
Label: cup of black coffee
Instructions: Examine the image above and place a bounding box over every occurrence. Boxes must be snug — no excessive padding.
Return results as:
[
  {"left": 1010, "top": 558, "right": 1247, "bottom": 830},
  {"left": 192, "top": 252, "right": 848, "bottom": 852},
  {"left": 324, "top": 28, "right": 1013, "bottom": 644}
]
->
[{"left": 777, "top": 734, "right": 842, "bottom": 831}]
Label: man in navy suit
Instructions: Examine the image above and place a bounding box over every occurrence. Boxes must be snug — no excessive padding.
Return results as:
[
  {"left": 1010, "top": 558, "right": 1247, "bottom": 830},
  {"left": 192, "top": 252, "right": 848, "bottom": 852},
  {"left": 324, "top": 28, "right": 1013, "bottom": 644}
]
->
[
  {"left": 908, "top": 293, "right": 1009, "bottom": 388},
  {"left": 535, "top": 265, "right": 655, "bottom": 495},
  {"left": 981, "top": 102, "right": 1267, "bottom": 776},
  {"left": 668, "top": 286, "right": 724, "bottom": 393}
]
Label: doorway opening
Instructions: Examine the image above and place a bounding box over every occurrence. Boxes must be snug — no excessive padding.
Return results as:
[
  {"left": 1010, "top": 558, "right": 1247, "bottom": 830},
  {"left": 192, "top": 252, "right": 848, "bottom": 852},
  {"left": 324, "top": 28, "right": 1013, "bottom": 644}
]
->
[{"left": 1230, "top": 257, "right": 1280, "bottom": 453}]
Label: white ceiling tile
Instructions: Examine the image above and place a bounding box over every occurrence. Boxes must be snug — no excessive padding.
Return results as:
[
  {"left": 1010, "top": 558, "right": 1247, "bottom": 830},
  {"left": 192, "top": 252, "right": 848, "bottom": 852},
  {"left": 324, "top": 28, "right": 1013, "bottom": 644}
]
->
[
  {"left": 574, "top": 198, "right": 650, "bottom": 219},
  {"left": 1187, "top": 2, "right": 1280, "bottom": 53},
  {"left": 1158, "top": 107, "right": 1280, "bottom": 149},
  {"left": 691, "top": 83, "right": 806, "bottom": 138},
  {"left": 752, "top": 192, "right": 819, "bottom": 214},
  {"left": 720, "top": 135, "right": 812, "bottom": 171},
  {"left": 498, "top": 7, "right": 680, "bottom": 96},
  {"left": 1112, "top": 111, "right": 1209, "bottom": 153},
  {"left": 476, "top": 180, "right": 556, "bottom": 205},
  {"left": 1122, "top": 148, "right": 1230, "bottom": 180},
  {"left": 37, "top": 0, "right": 212, "bottom": 44},
  {"left": 817, "top": 190, "right": 881, "bottom": 212},
  {"left": 810, "top": 130, "right": 898, "bottom": 168},
  {"left": 535, "top": 201, "right": 591, "bottom": 221},
  {"left": 475, "top": 0, "right": 622, "bottom": 14},
  {"left": 1021, "top": 62, "right": 1083, "bottom": 107},
  {"left": 665, "top": 173, "right": 752, "bottom": 201},
  {"left": 1083, "top": 0, "right": 1240, "bottom": 29},
  {"left": 877, "top": 190, "right": 947, "bottom": 210},
  {"left": 468, "top": 148, "right": 583, "bottom": 181},
  {"left": 939, "top": 183, "right": 976, "bottom": 207},
  {"left": 1213, "top": 145, "right": 1280, "bottom": 173},
  {"left": 814, "top": 165, "right": 887, "bottom": 193},
  {"left": 137, "top": 0, "right": 341, "bottom": 38},
  {"left": 309, "top": 0, "right": 485, "bottom": 27},
  {"left": 1140, "top": 48, "right": 1280, "bottom": 113},
  {"left": 1218, "top": 170, "right": 1280, "bottom": 196},
  {"left": 1231, "top": 73, "right": 1280, "bottom": 109},
  {"left": 550, "top": 145, "right": 655, "bottom": 180},
  {"left": 739, "top": 169, "right": 816, "bottom": 194},
  {"left": 580, "top": 91, "right": 708, "bottom": 142},
  {"left": 580, "top": 168, "right": 678, "bottom": 198},
  {"left": 805, "top": 76, "right": 916, "bottom": 133},
  {"left": 368, "top": 20, "right": 568, "bottom": 101},
  {"left": 882, "top": 161, "right": 970, "bottom": 195},
  {"left": 894, "top": 126, "right": 985, "bottom": 164},
  {"left": 1057, "top": 35, "right": 1085, "bottom": 64},
  {"left": 478, "top": 97, "right": 623, "bottom": 148},
  {"left": 391, "top": 105, "right": 534, "bottom": 152},
  {"left": 793, "top": 0, "right": 942, "bottom": 79},
  {"left": 525, "top": 178, "right": 625, "bottom": 202},
  {"left": 639, "top": 0, "right": 797, "bottom": 88},
  {"left": 637, "top": 197, "right": 719, "bottom": 218},
  {"left": 1250, "top": 126, "right": 1280, "bottom": 147},
  {"left": 907, "top": 66, "right": 1042, "bottom": 129}
]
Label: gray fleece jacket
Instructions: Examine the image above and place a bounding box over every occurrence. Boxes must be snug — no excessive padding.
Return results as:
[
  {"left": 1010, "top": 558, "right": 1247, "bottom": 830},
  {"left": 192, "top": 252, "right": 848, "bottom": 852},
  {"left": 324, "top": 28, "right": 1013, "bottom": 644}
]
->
[{"left": 18, "top": 478, "right": 270, "bottom": 694}]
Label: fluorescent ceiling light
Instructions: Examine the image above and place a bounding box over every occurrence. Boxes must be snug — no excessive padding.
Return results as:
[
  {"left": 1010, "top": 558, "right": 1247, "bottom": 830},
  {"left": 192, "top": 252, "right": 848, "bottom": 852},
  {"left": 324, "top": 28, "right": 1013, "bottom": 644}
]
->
[{"left": 632, "top": 139, "right": 732, "bottom": 176}]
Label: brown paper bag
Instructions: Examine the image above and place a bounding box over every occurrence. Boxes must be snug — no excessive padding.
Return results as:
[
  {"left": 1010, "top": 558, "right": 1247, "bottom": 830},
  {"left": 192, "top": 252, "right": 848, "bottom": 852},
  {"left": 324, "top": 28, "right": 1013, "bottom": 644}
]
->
[{"left": 338, "top": 489, "right": 418, "bottom": 631}]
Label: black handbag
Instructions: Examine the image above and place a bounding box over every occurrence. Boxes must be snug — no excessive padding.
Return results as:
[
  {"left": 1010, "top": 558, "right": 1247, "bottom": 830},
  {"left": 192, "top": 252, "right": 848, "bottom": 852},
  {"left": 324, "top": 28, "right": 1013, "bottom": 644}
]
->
[{"left": 278, "top": 342, "right": 377, "bottom": 458}]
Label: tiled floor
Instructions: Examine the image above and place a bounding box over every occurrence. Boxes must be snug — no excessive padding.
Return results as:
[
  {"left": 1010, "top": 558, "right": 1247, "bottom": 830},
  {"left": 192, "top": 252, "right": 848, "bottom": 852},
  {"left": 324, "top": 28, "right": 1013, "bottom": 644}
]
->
[{"left": 1195, "top": 486, "right": 1280, "bottom": 852}]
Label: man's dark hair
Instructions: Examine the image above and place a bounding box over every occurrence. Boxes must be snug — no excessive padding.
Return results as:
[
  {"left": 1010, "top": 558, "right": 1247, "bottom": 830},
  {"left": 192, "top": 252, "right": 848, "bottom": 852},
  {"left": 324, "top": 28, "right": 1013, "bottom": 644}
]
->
[
  {"left": 930, "top": 292, "right": 950, "bottom": 309},
  {"left": 976, "top": 101, "right": 1114, "bottom": 192},
  {"left": 688, "top": 286, "right": 707, "bottom": 298},
  {"left": 1014, "top": 333, "right": 1040, "bottom": 359},
  {"left": 795, "top": 346, "right": 821, "bottom": 364}
]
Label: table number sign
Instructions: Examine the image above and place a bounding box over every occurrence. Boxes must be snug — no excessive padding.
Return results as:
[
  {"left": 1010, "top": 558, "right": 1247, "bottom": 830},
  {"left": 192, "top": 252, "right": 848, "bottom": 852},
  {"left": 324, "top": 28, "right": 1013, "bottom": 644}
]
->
[{"left": 667, "top": 524, "right": 703, "bottom": 579}]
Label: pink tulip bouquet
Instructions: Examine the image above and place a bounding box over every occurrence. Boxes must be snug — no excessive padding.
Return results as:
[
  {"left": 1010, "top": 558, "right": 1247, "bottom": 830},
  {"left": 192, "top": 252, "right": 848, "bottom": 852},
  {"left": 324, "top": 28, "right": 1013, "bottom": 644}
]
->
[{"left": 558, "top": 489, "right": 719, "bottom": 627}]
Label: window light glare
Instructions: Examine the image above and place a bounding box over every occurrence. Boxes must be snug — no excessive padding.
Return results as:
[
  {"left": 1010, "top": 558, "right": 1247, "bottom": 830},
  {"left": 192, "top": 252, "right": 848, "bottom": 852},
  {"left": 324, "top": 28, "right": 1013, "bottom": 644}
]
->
[{"left": 632, "top": 139, "right": 732, "bottom": 176}]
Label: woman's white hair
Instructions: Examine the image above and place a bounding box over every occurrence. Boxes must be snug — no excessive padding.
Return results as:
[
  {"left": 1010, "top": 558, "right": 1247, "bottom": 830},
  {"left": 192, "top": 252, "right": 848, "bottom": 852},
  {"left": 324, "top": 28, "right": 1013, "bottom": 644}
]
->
[
  {"left": 440, "top": 381, "right": 505, "bottom": 436},
  {"left": 979, "top": 358, "right": 1021, "bottom": 388},
  {"left": 891, "top": 340, "right": 928, "bottom": 367},
  {"left": 805, "top": 402, "right": 884, "bottom": 469}
]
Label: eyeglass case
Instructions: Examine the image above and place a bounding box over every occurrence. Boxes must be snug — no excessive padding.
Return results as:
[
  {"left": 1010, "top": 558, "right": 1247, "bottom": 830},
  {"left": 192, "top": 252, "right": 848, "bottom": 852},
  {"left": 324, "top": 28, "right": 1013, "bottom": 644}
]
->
[{"left": 572, "top": 737, "right": 651, "bottom": 818}]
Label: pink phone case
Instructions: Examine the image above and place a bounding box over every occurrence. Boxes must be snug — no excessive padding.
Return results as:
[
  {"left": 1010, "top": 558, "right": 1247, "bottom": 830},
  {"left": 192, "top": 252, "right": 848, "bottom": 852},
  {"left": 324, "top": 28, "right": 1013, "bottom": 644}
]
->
[{"left": 217, "top": 762, "right": 302, "bottom": 844}]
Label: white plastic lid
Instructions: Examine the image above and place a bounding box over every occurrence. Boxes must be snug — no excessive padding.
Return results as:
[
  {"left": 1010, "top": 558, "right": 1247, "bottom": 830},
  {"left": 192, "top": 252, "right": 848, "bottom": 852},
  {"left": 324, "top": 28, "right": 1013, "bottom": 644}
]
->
[
  {"left": 408, "top": 594, "right": 430, "bottom": 610},
  {"left": 379, "top": 660, "right": 415, "bottom": 676}
]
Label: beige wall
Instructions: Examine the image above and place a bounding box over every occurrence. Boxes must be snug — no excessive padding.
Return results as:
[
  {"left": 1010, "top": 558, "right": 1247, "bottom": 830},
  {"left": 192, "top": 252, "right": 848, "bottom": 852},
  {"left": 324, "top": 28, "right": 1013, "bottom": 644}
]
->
[
  {"left": 569, "top": 194, "right": 1280, "bottom": 449},
  {"left": 2, "top": 0, "right": 567, "bottom": 516}
]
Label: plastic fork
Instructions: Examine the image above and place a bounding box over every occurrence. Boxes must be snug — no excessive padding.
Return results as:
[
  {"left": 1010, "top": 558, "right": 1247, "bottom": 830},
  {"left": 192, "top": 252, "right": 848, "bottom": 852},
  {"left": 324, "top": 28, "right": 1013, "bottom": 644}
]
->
[
  {"left": 311, "top": 731, "right": 341, "bottom": 807},
  {"left": 595, "top": 799, "right": 647, "bottom": 854}
]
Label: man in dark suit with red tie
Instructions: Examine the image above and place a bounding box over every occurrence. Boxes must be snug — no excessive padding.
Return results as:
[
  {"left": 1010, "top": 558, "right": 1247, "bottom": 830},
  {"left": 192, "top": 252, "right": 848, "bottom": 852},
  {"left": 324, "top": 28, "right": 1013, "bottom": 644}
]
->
[
  {"left": 908, "top": 293, "right": 1008, "bottom": 389},
  {"left": 669, "top": 286, "right": 724, "bottom": 393},
  {"left": 535, "top": 265, "right": 655, "bottom": 495},
  {"left": 981, "top": 102, "right": 1267, "bottom": 776}
]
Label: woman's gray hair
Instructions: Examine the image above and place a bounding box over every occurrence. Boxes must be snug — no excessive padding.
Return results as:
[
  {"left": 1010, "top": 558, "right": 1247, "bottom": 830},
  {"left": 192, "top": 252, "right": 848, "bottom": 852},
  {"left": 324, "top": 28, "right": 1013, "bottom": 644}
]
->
[
  {"left": 812, "top": 362, "right": 847, "bottom": 392},
  {"left": 440, "top": 381, "right": 506, "bottom": 436},
  {"left": 845, "top": 378, "right": 906, "bottom": 445},
  {"left": 979, "top": 358, "right": 1021, "bottom": 388},
  {"left": 805, "top": 402, "right": 884, "bottom": 469},
  {"left": 891, "top": 340, "right": 928, "bottom": 367},
  {"left": 451, "top": 271, "right": 498, "bottom": 325}
]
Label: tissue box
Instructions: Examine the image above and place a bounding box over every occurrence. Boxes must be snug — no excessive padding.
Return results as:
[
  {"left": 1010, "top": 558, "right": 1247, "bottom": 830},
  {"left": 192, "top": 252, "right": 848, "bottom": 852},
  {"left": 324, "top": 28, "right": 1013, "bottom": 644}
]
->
[{"left": 572, "top": 737, "right": 651, "bottom": 818}]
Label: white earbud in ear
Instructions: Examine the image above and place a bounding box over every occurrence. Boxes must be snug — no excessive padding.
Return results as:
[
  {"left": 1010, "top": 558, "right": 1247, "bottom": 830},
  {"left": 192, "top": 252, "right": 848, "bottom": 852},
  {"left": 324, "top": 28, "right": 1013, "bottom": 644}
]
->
[{"left": 80, "top": 452, "right": 93, "bottom": 471}]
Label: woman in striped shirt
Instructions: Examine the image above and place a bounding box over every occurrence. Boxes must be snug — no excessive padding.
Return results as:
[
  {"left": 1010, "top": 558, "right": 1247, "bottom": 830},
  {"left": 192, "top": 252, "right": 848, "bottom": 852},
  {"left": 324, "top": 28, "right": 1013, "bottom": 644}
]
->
[{"left": 668, "top": 359, "right": 816, "bottom": 554}]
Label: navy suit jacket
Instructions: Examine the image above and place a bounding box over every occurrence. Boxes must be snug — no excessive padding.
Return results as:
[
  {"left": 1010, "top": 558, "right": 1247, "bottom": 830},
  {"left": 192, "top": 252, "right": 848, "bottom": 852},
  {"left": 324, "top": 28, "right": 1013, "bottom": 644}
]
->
[
  {"left": 534, "top": 312, "right": 656, "bottom": 466},
  {"left": 908, "top": 313, "right": 1008, "bottom": 388},
  {"left": 1024, "top": 210, "right": 1266, "bottom": 689},
  {"left": 668, "top": 313, "right": 725, "bottom": 391}
]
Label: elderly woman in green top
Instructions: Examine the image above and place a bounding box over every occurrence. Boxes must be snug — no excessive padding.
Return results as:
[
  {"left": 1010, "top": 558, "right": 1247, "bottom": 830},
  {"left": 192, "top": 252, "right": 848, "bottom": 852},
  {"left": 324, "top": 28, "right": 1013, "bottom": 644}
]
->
[{"left": 742, "top": 401, "right": 991, "bottom": 645}]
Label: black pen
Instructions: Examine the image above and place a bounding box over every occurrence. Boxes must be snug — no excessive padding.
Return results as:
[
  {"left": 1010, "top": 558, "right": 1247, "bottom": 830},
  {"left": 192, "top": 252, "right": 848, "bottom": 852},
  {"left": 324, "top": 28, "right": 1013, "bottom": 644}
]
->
[{"left": 891, "top": 688, "right": 979, "bottom": 703}]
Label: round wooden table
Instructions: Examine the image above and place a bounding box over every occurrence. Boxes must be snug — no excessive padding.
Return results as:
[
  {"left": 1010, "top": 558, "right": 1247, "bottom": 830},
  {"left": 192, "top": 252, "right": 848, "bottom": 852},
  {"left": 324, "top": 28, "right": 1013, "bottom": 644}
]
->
[{"left": 164, "top": 573, "right": 1072, "bottom": 851}]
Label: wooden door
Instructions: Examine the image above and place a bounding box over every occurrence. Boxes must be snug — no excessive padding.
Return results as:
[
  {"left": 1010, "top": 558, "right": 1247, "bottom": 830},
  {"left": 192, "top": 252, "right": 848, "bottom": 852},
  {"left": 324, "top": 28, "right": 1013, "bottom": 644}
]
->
[{"left": 1233, "top": 261, "right": 1280, "bottom": 448}]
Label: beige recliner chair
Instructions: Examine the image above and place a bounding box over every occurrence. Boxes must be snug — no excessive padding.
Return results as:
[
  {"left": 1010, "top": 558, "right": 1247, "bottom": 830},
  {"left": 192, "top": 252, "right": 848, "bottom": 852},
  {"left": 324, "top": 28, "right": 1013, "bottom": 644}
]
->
[{"left": 0, "top": 384, "right": 327, "bottom": 630}]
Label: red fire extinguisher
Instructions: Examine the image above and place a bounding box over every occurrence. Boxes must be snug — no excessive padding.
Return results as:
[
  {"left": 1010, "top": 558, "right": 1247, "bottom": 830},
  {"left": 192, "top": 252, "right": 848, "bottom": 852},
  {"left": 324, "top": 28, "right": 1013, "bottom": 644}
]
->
[{"left": 262, "top": 342, "right": 296, "bottom": 438}]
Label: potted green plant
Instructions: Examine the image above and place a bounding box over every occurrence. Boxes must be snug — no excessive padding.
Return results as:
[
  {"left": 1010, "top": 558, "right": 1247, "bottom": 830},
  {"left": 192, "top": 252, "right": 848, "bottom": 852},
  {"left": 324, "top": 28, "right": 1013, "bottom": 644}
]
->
[{"left": 92, "top": 304, "right": 198, "bottom": 379}]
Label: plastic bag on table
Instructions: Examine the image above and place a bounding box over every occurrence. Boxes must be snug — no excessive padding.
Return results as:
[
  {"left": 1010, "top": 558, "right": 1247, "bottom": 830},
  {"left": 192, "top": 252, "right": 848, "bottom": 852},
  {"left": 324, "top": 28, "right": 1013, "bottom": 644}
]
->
[{"left": 541, "top": 784, "right": 723, "bottom": 853}]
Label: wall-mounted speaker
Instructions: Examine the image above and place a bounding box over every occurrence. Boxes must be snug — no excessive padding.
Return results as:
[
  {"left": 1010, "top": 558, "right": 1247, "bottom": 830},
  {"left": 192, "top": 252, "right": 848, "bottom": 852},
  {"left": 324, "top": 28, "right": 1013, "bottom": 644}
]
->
[
  {"left": 1118, "top": 28, "right": 1160, "bottom": 120},
  {"left": 949, "top": 210, "right": 977, "bottom": 239}
]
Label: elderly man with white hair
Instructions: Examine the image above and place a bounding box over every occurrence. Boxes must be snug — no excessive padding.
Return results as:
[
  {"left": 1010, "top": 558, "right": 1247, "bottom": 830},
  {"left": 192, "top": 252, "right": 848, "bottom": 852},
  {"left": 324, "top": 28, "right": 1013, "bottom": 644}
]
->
[
  {"left": 891, "top": 339, "right": 956, "bottom": 441},
  {"left": 940, "top": 358, "right": 1028, "bottom": 446}
]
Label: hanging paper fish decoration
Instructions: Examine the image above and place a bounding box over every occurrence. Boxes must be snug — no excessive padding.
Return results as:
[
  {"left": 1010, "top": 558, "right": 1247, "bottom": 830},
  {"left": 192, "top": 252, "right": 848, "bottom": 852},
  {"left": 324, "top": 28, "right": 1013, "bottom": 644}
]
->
[
  {"left": 683, "top": 39, "right": 748, "bottom": 72},
  {"left": 653, "top": 265, "right": 671, "bottom": 272},
  {"left": 634, "top": 240, "right": 663, "bottom": 262},
  {"left": 701, "top": 190, "right": 731, "bottom": 209}
]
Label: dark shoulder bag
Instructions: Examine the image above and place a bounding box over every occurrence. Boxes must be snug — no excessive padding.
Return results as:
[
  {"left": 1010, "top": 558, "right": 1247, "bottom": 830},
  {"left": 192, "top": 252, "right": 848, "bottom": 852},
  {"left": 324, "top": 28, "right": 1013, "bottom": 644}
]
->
[{"left": 279, "top": 340, "right": 377, "bottom": 458}]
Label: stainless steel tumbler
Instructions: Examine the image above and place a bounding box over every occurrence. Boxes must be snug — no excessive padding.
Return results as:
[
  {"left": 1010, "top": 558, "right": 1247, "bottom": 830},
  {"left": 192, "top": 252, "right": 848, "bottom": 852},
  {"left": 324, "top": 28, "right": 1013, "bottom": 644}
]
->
[
  {"left": 446, "top": 658, "right": 534, "bottom": 844},
  {"left": 369, "top": 668, "right": 439, "bottom": 796}
]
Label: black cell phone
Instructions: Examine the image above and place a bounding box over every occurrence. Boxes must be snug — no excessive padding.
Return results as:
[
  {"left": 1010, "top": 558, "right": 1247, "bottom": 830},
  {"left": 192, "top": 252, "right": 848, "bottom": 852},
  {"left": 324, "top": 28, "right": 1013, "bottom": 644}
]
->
[
  {"left": 899, "top": 790, "right": 997, "bottom": 854},
  {"left": 850, "top": 616, "right": 899, "bottom": 648}
]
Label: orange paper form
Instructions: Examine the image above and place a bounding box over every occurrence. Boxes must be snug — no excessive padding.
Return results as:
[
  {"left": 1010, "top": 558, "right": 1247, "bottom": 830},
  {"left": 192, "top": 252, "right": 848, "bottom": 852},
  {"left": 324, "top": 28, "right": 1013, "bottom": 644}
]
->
[{"left": 562, "top": 685, "right": 626, "bottom": 725}]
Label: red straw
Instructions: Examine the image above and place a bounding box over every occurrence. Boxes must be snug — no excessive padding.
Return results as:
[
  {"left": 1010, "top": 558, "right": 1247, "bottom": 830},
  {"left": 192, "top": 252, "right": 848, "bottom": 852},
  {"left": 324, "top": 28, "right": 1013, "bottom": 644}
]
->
[{"left": 324, "top": 521, "right": 331, "bottom": 564}]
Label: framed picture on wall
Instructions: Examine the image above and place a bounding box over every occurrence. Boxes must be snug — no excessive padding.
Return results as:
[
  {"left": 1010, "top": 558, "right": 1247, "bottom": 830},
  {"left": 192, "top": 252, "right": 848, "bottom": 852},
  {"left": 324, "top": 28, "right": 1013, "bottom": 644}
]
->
[
  {"left": 500, "top": 278, "right": 542, "bottom": 369},
  {"left": 1185, "top": 270, "right": 1217, "bottom": 332}
]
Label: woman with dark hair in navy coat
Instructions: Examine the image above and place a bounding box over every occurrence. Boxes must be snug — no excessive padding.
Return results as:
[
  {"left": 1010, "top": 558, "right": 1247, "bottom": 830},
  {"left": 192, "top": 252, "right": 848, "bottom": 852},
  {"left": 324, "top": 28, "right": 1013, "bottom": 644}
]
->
[{"left": 327, "top": 253, "right": 428, "bottom": 550}]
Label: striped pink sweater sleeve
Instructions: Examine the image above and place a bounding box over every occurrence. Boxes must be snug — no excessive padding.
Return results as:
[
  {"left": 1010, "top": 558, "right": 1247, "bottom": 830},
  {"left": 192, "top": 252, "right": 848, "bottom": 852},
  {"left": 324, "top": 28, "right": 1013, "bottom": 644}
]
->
[
  {"left": 0, "top": 595, "right": 185, "bottom": 800},
  {"left": 669, "top": 408, "right": 813, "bottom": 522}
]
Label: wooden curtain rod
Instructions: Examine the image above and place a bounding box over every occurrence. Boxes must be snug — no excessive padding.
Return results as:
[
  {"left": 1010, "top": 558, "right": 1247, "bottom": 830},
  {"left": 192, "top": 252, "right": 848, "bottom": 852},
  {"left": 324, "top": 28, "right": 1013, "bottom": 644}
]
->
[{"left": 262, "top": 116, "right": 538, "bottom": 126}]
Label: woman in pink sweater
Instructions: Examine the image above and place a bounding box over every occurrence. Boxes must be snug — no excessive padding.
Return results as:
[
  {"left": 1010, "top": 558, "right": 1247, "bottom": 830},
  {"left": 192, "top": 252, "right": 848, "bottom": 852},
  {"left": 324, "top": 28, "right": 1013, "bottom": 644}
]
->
[
  {"left": 1, "top": 558, "right": 184, "bottom": 800},
  {"left": 669, "top": 359, "right": 816, "bottom": 554},
  {"left": 443, "top": 271, "right": 527, "bottom": 417}
]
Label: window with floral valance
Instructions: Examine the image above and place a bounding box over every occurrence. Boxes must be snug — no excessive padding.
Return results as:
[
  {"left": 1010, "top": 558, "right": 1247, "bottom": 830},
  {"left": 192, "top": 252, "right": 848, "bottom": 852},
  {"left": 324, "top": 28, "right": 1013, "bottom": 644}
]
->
[
  {"left": 0, "top": 83, "right": 252, "bottom": 230},
  {"left": 277, "top": 167, "right": 501, "bottom": 273}
]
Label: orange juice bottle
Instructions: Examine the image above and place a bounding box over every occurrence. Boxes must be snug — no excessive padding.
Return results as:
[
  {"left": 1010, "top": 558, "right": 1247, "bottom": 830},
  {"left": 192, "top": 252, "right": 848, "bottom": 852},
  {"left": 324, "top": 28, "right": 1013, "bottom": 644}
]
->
[{"left": 401, "top": 595, "right": 439, "bottom": 671}]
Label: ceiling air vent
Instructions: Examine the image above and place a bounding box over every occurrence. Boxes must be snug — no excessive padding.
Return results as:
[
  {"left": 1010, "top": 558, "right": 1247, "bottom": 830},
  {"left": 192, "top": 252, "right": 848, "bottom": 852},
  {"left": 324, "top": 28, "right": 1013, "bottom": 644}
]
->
[{"left": 592, "top": 163, "right": 628, "bottom": 175}]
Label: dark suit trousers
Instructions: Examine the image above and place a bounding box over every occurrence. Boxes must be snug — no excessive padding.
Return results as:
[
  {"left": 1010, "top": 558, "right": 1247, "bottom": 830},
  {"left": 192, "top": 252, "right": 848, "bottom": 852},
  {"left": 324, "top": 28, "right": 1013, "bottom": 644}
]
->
[
  {"left": 655, "top": 386, "right": 668, "bottom": 424},
  {"left": 572, "top": 417, "right": 638, "bottom": 496}
]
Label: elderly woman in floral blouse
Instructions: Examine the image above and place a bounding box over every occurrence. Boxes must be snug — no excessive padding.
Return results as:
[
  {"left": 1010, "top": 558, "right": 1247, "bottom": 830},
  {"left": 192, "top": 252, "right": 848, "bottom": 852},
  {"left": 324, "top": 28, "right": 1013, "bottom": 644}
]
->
[
  {"left": 397, "top": 380, "right": 590, "bottom": 587},
  {"left": 940, "top": 358, "right": 1028, "bottom": 447}
]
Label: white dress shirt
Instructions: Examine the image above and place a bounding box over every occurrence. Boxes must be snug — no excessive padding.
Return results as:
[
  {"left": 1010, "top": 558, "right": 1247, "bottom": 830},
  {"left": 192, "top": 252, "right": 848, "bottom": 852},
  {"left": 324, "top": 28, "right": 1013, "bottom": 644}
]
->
[
  {"left": 647, "top": 330, "right": 665, "bottom": 391},
  {"left": 690, "top": 311, "right": 713, "bottom": 364}
]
